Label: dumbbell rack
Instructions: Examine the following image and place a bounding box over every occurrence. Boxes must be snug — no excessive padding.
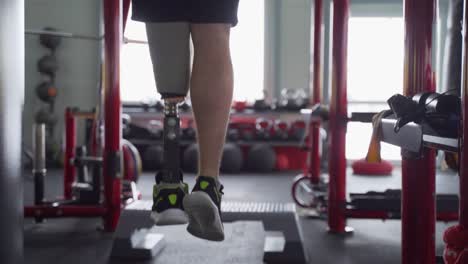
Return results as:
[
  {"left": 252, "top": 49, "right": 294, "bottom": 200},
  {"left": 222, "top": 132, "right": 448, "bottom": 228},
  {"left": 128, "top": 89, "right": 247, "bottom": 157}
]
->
[{"left": 123, "top": 106, "right": 312, "bottom": 171}]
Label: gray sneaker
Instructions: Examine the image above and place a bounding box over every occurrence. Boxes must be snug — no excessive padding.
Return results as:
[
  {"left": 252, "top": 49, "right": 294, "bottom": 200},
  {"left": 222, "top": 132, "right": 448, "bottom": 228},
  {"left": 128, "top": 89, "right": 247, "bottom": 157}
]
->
[{"left": 183, "top": 176, "right": 224, "bottom": 241}]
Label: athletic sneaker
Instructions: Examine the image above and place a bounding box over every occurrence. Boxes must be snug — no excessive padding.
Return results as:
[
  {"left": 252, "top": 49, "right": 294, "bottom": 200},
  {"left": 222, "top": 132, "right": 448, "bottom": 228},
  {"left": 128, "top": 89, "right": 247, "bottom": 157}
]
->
[
  {"left": 183, "top": 176, "right": 225, "bottom": 241},
  {"left": 150, "top": 172, "right": 189, "bottom": 226}
]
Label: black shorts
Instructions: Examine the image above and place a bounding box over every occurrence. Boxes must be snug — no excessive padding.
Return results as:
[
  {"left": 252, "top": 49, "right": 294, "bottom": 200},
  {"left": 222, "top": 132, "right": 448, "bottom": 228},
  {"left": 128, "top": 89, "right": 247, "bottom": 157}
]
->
[{"left": 131, "top": 0, "right": 240, "bottom": 26}]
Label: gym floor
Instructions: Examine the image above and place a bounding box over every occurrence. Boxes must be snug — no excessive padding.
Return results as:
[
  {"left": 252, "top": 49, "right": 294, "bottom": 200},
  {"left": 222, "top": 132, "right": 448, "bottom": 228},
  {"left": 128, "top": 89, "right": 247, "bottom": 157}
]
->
[{"left": 24, "top": 168, "right": 458, "bottom": 264}]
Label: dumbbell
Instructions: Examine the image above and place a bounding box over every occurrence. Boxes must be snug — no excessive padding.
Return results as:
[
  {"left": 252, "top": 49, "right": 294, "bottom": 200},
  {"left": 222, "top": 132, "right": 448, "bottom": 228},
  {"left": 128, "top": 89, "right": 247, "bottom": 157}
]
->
[
  {"left": 290, "top": 120, "right": 306, "bottom": 141},
  {"left": 273, "top": 120, "right": 290, "bottom": 140},
  {"left": 255, "top": 118, "right": 273, "bottom": 140},
  {"left": 227, "top": 127, "right": 240, "bottom": 142},
  {"left": 277, "top": 88, "right": 308, "bottom": 111},
  {"left": 253, "top": 99, "right": 271, "bottom": 112},
  {"left": 239, "top": 124, "right": 256, "bottom": 141}
]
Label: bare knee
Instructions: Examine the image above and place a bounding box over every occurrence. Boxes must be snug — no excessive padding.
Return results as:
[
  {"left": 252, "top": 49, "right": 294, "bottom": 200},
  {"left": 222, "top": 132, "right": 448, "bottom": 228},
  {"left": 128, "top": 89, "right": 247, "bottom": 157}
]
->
[{"left": 190, "top": 24, "right": 231, "bottom": 61}]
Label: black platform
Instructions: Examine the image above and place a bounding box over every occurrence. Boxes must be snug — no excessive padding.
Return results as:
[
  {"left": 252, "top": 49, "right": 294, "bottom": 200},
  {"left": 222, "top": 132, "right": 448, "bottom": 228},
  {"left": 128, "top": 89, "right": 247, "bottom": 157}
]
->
[{"left": 111, "top": 200, "right": 307, "bottom": 264}]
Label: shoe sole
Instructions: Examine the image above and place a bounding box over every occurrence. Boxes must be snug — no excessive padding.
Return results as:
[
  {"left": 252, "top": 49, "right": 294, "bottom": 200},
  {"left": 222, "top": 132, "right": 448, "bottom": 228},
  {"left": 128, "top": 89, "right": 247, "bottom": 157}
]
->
[
  {"left": 150, "top": 208, "right": 188, "bottom": 226},
  {"left": 183, "top": 192, "right": 224, "bottom": 241}
]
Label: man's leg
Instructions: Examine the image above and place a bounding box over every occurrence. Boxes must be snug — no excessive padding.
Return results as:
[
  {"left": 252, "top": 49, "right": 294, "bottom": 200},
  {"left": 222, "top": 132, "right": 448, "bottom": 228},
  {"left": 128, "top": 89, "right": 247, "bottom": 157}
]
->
[
  {"left": 146, "top": 22, "right": 191, "bottom": 225},
  {"left": 182, "top": 23, "right": 233, "bottom": 242},
  {"left": 189, "top": 23, "right": 234, "bottom": 178}
]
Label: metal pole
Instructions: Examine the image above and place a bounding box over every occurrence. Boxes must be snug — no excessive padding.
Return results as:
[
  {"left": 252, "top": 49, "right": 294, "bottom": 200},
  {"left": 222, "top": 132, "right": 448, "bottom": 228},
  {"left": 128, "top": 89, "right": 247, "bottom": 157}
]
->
[
  {"left": 123, "top": 37, "right": 148, "bottom": 45},
  {"left": 64, "top": 108, "right": 77, "bottom": 200},
  {"left": 33, "top": 124, "right": 46, "bottom": 206},
  {"left": 322, "top": 0, "right": 332, "bottom": 105},
  {"left": 103, "top": 0, "right": 122, "bottom": 232},
  {"left": 459, "top": 0, "right": 468, "bottom": 229},
  {"left": 25, "top": 29, "right": 103, "bottom": 41},
  {"left": 402, "top": 0, "right": 437, "bottom": 263},
  {"left": 309, "top": 0, "right": 323, "bottom": 184},
  {"left": 328, "top": 0, "right": 350, "bottom": 233},
  {"left": 0, "top": 0, "right": 24, "bottom": 262}
]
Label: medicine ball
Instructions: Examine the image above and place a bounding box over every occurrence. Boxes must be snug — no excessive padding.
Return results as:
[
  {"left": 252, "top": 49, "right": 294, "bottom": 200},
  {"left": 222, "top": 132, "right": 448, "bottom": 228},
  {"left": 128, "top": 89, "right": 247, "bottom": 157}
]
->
[
  {"left": 183, "top": 144, "right": 199, "bottom": 173},
  {"left": 142, "top": 145, "right": 164, "bottom": 171},
  {"left": 220, "top": 143, "right": 244, "bottom": 173},
  {"left": 246, "top": 144, "right": 277, "bottom": 173}
]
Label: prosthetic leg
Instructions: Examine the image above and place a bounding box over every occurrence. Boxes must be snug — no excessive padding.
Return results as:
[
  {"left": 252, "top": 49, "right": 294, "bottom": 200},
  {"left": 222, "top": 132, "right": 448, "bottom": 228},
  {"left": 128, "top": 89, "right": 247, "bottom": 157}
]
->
[
  {"left": 156, "top": 101, "right": 184, "bottom": 184},
  {"left": 149, "top": 99, "right": 190, "bottom": 226},
  {"left": 145, "top": 21, "right": 191, "bottom": 185},
  {"left": 144, "top": 22, "right": 192, "bottom": 225}
]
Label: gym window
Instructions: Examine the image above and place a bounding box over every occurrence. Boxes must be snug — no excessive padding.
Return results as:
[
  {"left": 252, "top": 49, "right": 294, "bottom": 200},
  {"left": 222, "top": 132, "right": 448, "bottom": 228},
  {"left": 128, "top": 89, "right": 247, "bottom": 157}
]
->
[
  {"left": 121, "top": 1, "right": 265, "bottom": 103},
  {"left": 346, "top": 17, "right": 404, "bottom": 161}
]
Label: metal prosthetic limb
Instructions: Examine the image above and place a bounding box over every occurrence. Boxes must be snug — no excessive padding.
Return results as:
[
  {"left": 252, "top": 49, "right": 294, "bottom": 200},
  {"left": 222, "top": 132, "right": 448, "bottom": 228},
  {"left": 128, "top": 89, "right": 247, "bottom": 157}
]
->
[{"left": 158, "top": 100, "right": 183, "bottom": 183}]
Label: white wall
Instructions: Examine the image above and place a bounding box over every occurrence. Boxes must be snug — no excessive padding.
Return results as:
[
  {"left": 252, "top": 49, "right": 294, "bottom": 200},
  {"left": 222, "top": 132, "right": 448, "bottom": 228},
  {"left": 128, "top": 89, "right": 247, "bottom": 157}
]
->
[
  {"left": 24, "top": 0, "right": 101, "bottom": 150},
  {"left": 275, "top": 0, "right": 313, "bottom": 98}
]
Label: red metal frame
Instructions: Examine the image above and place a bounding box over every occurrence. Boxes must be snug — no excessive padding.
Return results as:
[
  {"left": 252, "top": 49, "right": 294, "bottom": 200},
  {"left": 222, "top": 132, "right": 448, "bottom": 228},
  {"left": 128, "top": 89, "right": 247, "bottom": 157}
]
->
[
  {"left": 459, "top": 0, "right": 468, "bottom": 229},
  {"left": 401, "top": 0, "right": 437, "bottom": 263},
  {"left": 103, "top": 0, "right": 122, "bottom": 232},
  {"left": 308, "top": 0, "right": 323, "bottom": 184},
  {"left": 299, "top": 0, "right": 458, "bottom": 261},
  {"left": 327, "top": 0, "right": 349, "bottom": 233},
  {"left": 64, "top": 108, "right": 76, "bottom": 200}
]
